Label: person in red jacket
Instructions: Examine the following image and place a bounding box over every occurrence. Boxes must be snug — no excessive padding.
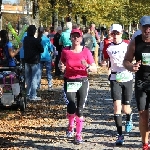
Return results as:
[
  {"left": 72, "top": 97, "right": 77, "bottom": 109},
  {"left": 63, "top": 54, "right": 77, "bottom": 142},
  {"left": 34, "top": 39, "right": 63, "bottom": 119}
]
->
[
  {"left": 103, "top": 38, "right": 112, "bottom": 62},
  {"left": 48, "top": 26, "right": 56, "bottom": 44}
]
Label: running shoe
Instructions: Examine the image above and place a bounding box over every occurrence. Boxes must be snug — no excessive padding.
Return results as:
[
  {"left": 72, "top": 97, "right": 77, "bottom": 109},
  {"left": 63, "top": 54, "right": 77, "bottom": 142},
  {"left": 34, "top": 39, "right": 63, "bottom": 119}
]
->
[
  {"left": 66, "top": 126, "right": 74, "bottom": 138},
  {"left": 125, "top": 121, "right": 133, "bottom": 132},
  {"left": 116, "top": 134, "right": 124, "bottom": 146},
  {"left": 75, "top": 134, "right": 83, "bottom": 144}
]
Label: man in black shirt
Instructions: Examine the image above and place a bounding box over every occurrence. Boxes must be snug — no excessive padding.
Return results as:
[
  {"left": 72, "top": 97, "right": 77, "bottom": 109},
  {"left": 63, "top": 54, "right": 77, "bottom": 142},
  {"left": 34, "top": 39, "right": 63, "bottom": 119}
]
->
[
  {"left": 24, "top": 25, "right": 44, "bottom": 101},
  {"left": 53, "top": 26, "right": 62, "bottom": 76},
  {"left": 123, "top": 16, "right": 150, "bottom": 150}
]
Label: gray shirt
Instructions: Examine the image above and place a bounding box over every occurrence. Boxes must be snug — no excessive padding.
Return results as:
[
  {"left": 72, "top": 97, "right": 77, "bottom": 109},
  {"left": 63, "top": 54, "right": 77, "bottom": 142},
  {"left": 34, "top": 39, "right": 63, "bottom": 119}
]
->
[{"left": 82, "top": 33, "right": 94, "bottom": 51}]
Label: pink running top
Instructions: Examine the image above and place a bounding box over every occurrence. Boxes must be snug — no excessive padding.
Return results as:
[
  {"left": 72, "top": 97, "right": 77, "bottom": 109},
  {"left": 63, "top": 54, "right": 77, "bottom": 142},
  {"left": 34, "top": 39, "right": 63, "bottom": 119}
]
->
[{"left": 61, "top": 47, "right": 95, "bottom": 79}]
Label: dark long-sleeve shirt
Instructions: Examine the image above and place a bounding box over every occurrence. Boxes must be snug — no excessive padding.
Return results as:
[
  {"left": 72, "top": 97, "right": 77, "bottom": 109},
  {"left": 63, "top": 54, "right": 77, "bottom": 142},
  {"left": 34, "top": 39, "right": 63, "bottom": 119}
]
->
[{"left": 24, "top": 36, "right": 44, "bottom": 64}]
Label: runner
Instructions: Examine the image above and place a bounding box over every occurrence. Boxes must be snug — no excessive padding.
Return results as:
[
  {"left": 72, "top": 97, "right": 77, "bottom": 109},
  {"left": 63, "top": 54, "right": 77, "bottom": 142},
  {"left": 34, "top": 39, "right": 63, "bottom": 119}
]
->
[
  {"left": 59, "top": 28, "right": 97, "bottom": 144},
  {"left": 103, "top": 24, "right": 133, "bottom": 145},
  {"left": 123, "top": 16, "right": 150, "bottom": 150}
]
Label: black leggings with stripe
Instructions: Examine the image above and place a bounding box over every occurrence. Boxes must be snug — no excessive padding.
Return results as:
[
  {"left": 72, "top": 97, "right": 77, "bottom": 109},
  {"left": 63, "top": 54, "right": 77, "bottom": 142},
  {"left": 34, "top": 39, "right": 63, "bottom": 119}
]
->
[{"left": 64, "top": 77, "right": 89, "bottom": 117}]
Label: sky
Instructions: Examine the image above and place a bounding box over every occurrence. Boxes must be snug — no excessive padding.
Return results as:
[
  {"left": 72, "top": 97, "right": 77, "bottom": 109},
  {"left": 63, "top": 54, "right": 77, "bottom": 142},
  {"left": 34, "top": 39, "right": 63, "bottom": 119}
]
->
[{"left": 3, "top": 0, "right": 18, "bottom": 4}]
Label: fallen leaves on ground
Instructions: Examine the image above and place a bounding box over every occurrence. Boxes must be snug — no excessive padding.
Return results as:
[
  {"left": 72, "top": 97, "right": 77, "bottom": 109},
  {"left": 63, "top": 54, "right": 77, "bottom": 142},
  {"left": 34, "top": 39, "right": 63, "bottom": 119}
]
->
[{"left": 0, "top": 67, "right": 105, "bottom": 149}]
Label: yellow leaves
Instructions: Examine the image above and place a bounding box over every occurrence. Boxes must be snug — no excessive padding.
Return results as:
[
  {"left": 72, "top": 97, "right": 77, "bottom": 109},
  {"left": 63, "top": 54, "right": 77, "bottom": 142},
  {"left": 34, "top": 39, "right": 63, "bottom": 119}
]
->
[{"left": 36, "top": 0, "right": 150, "bottom": 26}]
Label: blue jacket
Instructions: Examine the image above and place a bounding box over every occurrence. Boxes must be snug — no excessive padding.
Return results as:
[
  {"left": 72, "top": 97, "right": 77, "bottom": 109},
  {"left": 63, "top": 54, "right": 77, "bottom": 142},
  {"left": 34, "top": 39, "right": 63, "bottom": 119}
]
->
[
  {"left": 4, "top": 42, "right": 16, "bottom": 67},
  {"left": 59, "top": 29, "right": 72, "bottom": 47},
  {"left": 20, "top": 32, "right": 27, "bottom": 59},
  {"left": 40, "top": 35, "right": 53, "bottom": 61}
]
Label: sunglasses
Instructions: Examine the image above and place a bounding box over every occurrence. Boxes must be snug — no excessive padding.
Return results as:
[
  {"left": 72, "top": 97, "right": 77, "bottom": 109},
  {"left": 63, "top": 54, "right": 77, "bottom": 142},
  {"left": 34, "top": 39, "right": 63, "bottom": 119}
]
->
[
  {"left": 71, "top": 34, "right": 81, "bottom": 38},
  {"left": 111, "top": 32, "right": 120, "bottom": 35}
]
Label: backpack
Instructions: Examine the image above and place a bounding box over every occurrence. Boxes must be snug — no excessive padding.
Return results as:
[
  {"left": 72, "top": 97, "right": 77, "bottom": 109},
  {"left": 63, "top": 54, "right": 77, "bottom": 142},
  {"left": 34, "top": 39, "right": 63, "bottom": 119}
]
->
[{"left": 0, "top": 42, "right": 8, "bottom": 66}]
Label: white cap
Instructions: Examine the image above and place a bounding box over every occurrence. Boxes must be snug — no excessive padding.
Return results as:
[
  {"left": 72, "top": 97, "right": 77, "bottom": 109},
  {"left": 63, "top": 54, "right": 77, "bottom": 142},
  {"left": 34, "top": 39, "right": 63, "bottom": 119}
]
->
[{"left": 110, "top": 24, "right": 123, "bottom": 33}]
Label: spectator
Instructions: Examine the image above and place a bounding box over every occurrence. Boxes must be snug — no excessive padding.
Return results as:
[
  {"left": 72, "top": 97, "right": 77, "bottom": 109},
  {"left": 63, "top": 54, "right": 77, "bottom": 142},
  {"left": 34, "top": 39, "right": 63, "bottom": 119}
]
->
[
  {"left": 44, "top": 27, "right": 49, "bottom": 37},
  {"left": 0, "top": 30, "right": 20, "bottom": 67},
  {"left": 82, "top": 27, "right": 94, "bottom": 53},
  {"left": 19, "top": 30, "right": 27, "bottom": 89},
  {"left": 99, "top": 33, "right": 104, "bottom": 64},
  {"left": 72, "top": 24, "right": 81, "bottom": 30},
  {"left": 90, "top": 30, "right": 97, "bottom": 56},
  {"left": 131, "top": 29, "right": 142, "bottom": 40},
  {"left": 90, "top": 23, "right": 100, "bottom": 66},
  {"left": 24, "top": 25, "right": 44, "bottom": 101},
  {"left": 59, "top": 22, "right": 72, "bottom": 47},
  {"left": 48, "top": 26, "right": 56, "bottom": 44},
  {"left": 53, "top": 26, "right": 63, "bottom": 77},
  {"left": 37, "top": 27, "right": 54, "bottom": 91},
  {"left": 90, "top": 23, "right": 100, "bottom": 43}
]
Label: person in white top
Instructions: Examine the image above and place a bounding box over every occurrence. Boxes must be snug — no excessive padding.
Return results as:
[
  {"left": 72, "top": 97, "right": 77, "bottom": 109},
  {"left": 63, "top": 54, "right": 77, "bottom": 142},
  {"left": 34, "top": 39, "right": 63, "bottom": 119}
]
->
[{"left": 103, "top": 24, "right": 133, "bottom": 146}]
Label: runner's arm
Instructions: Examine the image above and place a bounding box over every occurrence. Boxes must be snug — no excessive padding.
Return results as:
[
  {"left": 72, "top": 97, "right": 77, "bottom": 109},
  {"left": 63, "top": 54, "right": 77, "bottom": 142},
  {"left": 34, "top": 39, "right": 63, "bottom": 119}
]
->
[
  {"left": 88, "top": 63, "right": 97, "bottom": 72},
  {"left": 82, "top": 50, "right": 97, "bottom": 72},
  {"left": 123, "top": 39, "right": 135, "bottom": 71},
  {"left": 59, "top": 50, "right": 66, "bottom": 72}
]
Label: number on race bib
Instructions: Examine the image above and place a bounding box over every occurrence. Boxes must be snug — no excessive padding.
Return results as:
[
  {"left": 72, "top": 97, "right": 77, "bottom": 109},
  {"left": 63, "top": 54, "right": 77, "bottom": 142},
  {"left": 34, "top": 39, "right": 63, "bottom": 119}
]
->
[
  {"left": 116, "top": 71, "right": 133, "bottom": 82},
  {"left": 142, "top": 53, "right": 150, "bottom": 66},
  {"left": 67, "top": 82, "right": 82, "bottom": 92}
]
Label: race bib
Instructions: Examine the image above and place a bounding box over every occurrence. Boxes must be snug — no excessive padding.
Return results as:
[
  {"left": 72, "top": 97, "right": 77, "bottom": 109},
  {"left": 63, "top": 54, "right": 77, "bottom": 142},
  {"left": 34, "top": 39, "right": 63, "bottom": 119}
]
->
[
  {"left": 67, "top": 82, "right": 82, "bottom": 92},
  {"left": 142, "top": 53, "right": 150, "bottom": 66},
  {"left": 116, "top": 71, "right": 133, "bottom": 82}
]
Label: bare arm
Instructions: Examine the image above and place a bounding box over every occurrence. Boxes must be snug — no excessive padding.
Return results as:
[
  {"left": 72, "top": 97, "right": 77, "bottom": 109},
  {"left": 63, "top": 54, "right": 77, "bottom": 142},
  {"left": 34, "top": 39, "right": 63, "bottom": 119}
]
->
[
  {"left": 123, "top": 39, "right": 135, "bottom": 71},
  {"left": 58, "top": 60, "right": 66, "bottom": 72},
  {"left": 8, "top": 47, "right": 20, "bottom": 58},
  {"left": 81, "top": 60, "right": 97, "bottom": 73}
]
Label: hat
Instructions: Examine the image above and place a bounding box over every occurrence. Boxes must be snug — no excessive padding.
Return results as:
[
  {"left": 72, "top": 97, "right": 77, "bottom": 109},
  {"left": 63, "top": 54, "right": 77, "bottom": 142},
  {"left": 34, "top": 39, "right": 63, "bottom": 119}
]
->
[
  {"left": 140, "top": 16, "right": 150, "bottom": 26},
  {"left": 71, "top": 29, "right": 82, "bottom": 36},
  {"left": 110, "top": 24, "right": 123, "bottom": 33}
]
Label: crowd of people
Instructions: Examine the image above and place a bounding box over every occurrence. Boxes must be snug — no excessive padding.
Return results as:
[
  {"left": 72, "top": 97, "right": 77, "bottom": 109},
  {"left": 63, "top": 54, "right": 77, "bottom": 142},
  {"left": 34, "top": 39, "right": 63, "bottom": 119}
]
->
[{"left": 0, "top": 15, "right": 150, "bottom": 149}]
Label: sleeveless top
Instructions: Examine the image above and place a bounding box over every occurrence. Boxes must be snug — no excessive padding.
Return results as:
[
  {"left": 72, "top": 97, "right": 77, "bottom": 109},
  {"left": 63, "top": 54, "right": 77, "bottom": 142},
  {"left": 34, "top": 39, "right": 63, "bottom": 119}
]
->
[{"left": 135, "top": 34, "right": 150, "bottom": 91}]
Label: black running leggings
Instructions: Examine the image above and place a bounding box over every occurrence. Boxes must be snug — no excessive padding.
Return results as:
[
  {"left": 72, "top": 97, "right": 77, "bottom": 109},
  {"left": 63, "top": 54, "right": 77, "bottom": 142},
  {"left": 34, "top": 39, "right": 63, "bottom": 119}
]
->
[{"left": 64, "top": 78, "right": 89, "bottom": 117}]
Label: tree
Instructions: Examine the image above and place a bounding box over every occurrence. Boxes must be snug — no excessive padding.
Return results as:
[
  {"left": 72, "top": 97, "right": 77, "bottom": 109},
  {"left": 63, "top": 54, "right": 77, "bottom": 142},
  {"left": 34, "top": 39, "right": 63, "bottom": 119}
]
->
[{"left": 37, "top": 0, "right": 150, "bottom": 28}]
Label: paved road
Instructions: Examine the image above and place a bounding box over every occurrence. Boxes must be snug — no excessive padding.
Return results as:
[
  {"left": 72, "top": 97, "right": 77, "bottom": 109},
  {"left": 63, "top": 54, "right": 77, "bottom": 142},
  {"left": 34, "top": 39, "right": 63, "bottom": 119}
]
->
[{"left": 0, "top": 68, "right": 142, "bottom": 150}]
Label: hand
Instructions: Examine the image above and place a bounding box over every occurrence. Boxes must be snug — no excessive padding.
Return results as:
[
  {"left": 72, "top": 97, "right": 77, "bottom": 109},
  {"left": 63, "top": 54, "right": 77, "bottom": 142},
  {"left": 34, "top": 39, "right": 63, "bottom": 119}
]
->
[
  {"left": 58, "top": 61, "right": 66, "bottom": 72},
  {"left": 100, "top": 60, "right": 107, "bottom": 66},
  {"left": 132, "top": 60, "right": 141, "bottom": 72}
]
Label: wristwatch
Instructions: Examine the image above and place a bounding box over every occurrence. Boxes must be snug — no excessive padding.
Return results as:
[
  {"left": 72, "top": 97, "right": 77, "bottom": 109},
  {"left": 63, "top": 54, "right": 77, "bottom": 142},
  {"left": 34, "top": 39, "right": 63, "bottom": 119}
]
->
[{"left": 86, "top": 65, "right": 91, "bottom": 72}]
